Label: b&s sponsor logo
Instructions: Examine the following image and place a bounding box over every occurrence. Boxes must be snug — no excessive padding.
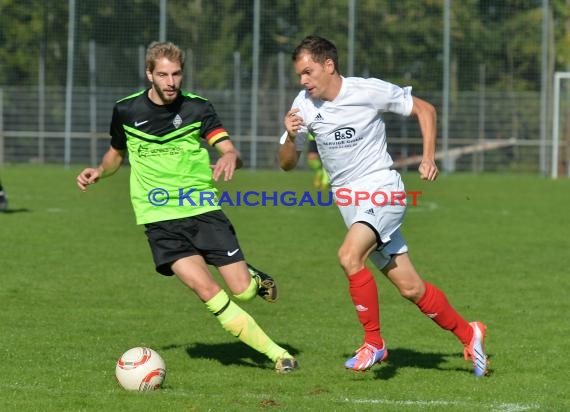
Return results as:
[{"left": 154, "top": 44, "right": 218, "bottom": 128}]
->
[{"left": 329, "top": 127, "right": 355, "bottom": 141}]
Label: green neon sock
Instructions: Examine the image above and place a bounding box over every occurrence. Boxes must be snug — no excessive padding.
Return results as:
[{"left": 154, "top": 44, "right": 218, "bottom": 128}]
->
[
  {"left": 233, "top": 278, "right": 257, "bottom": 302},
  {"left": 205, "top": 290, "right": 290, "bottom": 362}
]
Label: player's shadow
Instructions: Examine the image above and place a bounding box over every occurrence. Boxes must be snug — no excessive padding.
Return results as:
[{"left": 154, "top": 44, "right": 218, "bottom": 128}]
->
[
  {"left": 1, "top": 207, "right": 31, "bottom": 214},
  {"left": 182, "top": 341, "right": 300, "bottom": 370},
  {"left": 361, "top": 347, "right": 466, "bottom": 379}
]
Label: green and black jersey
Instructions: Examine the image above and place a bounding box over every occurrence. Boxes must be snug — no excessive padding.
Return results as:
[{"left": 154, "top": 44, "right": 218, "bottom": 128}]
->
[{"left": 110, "top": 89, "right": 230, "bottom": 225}]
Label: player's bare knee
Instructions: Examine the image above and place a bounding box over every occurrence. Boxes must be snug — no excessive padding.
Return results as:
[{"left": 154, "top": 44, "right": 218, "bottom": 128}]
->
[
  {"left": 195, "top": 284, "right": 223, "bottom": 302},
  {"left": 338, "top": 246, "right": 364, "bottom": 275},
  {"left": 230, "top": 276, "right": 257, "bottom": 302},
  {"left": 398, "top": 283, "right": 424, "bottom": 302}
]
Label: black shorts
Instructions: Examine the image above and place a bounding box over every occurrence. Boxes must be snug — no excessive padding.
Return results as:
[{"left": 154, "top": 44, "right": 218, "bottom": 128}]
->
[{"left": 144, "top": 210, "right": 245, "bottom": 276}]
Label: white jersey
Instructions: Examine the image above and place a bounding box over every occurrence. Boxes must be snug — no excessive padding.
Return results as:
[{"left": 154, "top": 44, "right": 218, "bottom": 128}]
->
[{"left": 281, "top": 76, "right": 413, "bottom": 188}]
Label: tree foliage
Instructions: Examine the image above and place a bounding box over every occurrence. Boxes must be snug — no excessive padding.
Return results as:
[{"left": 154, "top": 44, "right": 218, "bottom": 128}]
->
[{"left": 0, "top": 0, "right": 567, "bottom": 91}]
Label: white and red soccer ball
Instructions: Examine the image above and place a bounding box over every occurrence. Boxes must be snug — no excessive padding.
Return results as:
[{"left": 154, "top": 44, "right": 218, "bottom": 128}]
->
[{"left": 115, "top": 347, "right": 166, "bottom": 391}]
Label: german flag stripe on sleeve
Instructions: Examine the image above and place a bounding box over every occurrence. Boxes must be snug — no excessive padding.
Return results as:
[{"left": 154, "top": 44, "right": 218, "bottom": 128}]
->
[{"left": 206, "top": 128, "right": 230, "bottom": 146}]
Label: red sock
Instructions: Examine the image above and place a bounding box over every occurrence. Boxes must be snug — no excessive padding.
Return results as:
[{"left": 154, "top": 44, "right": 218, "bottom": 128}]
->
[
  {"left": 416, "top": 281, "right": 473, "bottom": 345},
  {"left": 348, "top": 267, "right": 383, "bottom": 348}
]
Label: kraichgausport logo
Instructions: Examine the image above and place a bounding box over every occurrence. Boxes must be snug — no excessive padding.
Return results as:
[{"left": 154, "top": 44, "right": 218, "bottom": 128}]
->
[{"left": 146, "top": 188, "right": 422, "bottom": 207}]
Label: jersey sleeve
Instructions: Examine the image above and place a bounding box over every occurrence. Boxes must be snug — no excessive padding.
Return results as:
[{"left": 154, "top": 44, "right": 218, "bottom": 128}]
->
[
  {"left": 201, "top": 102, "right": 230, "bottom": 146},
  {"left": 366, "top": 78, "right": 413, "bottom": 117},
  {"left": 109, "top": 105, "right": 127, "bottom": 150}
]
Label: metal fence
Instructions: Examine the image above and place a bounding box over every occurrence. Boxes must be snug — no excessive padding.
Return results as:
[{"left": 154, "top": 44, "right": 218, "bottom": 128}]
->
[
  {"left": 0, "top": 0, "right": 567, "bottom": 176},
  {"left": 0, "top": 85, "right": 549, "bottom": 172}
]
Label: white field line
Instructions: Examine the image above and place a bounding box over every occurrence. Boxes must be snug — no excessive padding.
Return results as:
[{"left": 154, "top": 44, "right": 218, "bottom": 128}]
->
[
  {"left": 406, "top": 200, "right": 439, "bottom": 213},
  {"left": 344, "top": 397, "right": 540, "bottom": 411},
  {"left": 0, "top": 385, "right": 542, "bottom": 411}
]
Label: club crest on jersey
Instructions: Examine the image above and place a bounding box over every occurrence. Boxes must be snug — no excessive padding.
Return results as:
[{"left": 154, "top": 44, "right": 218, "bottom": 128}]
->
[
  {"left": 173, "top": 114, "right": 182, "bottom": 129},
  {"left": 328, "top": 127, "right": 355, "bottom": 141}
]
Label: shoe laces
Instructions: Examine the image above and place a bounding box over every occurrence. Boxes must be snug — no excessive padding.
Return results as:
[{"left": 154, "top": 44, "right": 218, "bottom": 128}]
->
[{"left": 354, "top": 343, "right": 382, "bottom": 361}]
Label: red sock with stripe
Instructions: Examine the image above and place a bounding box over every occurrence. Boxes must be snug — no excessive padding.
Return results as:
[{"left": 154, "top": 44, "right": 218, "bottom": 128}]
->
[
  {"left": 348, "top": 267, "right": 383, "bottom": 348},
  {"left": 415, "top": 281, "right": 473, "bottom": 345}
]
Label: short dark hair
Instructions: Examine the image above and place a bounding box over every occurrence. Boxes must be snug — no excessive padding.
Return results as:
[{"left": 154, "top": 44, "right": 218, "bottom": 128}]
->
[
  {"left": 146, "top": 41, "right": 185, "bottom": 72},
  {"left": 292, "top": 35, "right": 339, "bottom": 74}
]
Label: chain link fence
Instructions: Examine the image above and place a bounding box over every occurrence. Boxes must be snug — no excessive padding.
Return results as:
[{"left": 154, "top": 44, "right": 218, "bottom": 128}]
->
[{"left": 0, "top": 0, "right": 567, "bottom": 175}]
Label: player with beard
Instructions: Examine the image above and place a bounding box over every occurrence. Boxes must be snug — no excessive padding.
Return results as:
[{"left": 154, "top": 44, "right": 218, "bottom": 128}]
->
[{"left": 77, "top": 41, "right": 298, "bottom": 373}]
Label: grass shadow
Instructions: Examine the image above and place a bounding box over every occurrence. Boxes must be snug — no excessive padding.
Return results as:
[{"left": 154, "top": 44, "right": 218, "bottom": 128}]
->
[
  {"left": 161, "top": 341, "right": 300, "bottom": 370},
  {"left": 369, "top": 347, "right": 464, "bottom": 379},
  {"left": 0, "top": 207, "right": 31, "bottom": 214}
]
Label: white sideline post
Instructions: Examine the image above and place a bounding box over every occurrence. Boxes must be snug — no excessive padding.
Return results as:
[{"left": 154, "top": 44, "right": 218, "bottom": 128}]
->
[{"left": 551, "top": 72, "right": 570, "bottom": 179}]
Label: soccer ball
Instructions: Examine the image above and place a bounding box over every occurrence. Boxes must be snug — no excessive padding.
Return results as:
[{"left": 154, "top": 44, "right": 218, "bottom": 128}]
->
[{"left": 115, "top": 347, "right": 166, "bottom": 391}]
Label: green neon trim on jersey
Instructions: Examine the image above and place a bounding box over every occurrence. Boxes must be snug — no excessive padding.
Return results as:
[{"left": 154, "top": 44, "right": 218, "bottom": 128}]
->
[
  {"left": 116, "top": 89, "right": 146, "bottom": 103},
  {"left": 181, "top": 90, "right": 207, "bottom": 100},
  {"left": 124, "top": 122, "right": 202, "bottom": 145}
]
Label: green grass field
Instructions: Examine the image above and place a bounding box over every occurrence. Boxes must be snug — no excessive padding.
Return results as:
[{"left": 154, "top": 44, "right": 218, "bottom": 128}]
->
[{"left": 1, "top": 165, "right": 569, "bottom": 411}]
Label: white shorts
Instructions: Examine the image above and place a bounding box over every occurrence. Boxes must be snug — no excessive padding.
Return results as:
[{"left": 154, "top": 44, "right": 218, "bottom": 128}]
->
[
  {"left": 369, "top": 228, "right": 408, "bottom": 270},
  {"left": 334, "top": 169, "right": 408, "bottom": 270}
]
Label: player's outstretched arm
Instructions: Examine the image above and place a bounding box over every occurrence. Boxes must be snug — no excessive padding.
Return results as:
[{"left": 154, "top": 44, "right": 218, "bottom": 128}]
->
[
  {"left": 212, "top": 140, "right": 242, "bottom": 182},
  {"left": 410, "top": 96, "right": 439, "bottom": 181},
  {"left": 76, "top": 147, "right": 125, "bottom": 191}
]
